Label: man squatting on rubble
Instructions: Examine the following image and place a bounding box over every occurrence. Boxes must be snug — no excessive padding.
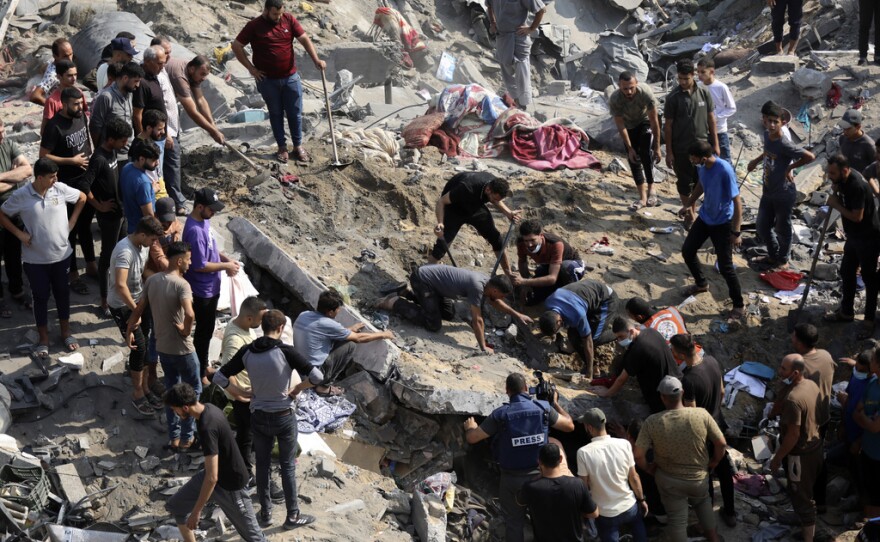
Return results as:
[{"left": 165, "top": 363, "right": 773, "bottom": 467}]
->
[
  {"left": 463, "top": 372, "right": 575, "bottom": 542},
  {"left": 486, "top": 0, "right": 545, "bottom": 111},
  {"left": 511, "top": 219, "right": 585, "bottom": 305}
]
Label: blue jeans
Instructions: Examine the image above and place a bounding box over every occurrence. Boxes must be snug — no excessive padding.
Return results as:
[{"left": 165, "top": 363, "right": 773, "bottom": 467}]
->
[
  {"left": 252, "top": 409, "right": 299, "bottom": 516},
  {"left": 256, "top": 73, "right": 303, "bottom": 150},
  {"left": 595, "top": 502, "right": 648, "bottom": 542},
  {"left": 756, "top": 189, "right": 797, "bottom": 264},
  {"left": 717, "top": 132, "right": 731, "bottom": 164},
  {"left": 159, "top": 351, "right": 201, "bottom": 442}
]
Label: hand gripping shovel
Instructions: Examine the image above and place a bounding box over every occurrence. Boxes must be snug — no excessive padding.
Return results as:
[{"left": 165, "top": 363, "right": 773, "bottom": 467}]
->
[
  {"left": 787, "top": 208, "right": 835, "bottom": 331},
  {"left": 224, "top": 142, "right": 272, "bottom": 188},
  {"left": 320, "top": 69, "right": 352, "bottom": 170}
]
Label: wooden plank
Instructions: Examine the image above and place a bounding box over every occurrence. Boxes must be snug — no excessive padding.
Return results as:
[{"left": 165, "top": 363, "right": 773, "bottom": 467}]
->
[{"left": 0, "top": 0, "right": 22, "bottom": 46}]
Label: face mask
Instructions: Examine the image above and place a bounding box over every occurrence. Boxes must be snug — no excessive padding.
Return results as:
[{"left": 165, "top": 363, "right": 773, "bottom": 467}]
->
[
  {"left": 678, "top": 360, "right": 687, "bottom": 370},
  {"left": 782, "top": 377, "right": 792, "bottom": 385},
  {"left": 618, "top": 338, "right": 632, "bottom": 348},
  {"left": 853, "top": 369, "right": 869, "bottom": 380},
  {"left": 529, "top": 243, "right": 542, "bottom": 254}
]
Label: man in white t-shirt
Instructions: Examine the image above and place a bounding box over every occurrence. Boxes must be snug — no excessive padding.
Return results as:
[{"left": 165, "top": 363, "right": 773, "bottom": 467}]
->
[
  {"left": 697, "top": 58, "right": 736, "bottom": 164},
  {"left": 576, "top": 408, "right": 649, "bottom": 541}
]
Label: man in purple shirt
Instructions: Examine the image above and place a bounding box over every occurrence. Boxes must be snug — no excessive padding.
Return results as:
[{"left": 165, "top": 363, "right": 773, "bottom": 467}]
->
[{"left": 182, "top": 188, "right": 240, "bottom": 382}]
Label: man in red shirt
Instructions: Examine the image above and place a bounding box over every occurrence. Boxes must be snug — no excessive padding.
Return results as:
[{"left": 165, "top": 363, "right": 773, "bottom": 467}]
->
[
  {"left": 511, "top": 219, "right": 584, "bottom": 304},
  {"left": 232, "top": 0, "right": 325, "bottom": 164},
  {"left": 41, "top": 60, "right": 85, "bottom": 136}
]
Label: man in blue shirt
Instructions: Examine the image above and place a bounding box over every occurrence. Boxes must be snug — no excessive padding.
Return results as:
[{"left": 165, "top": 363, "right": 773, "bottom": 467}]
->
[
  {"left": 680, "top": 140, "right": 744, "bottom": 320},
  {"left": 539, "top": 279, "right": 619, "bottom": 377},
  {"left": 119, "top": 140, "right": 160, "bottom": 233},
  {"left": 855, "top": 348, "right": 880, "bottom": 519}
]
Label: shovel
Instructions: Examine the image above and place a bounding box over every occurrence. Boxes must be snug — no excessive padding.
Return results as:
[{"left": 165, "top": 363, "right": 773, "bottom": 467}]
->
[
  {"left": 224, "top": 142, "right": 272, "bottom": 187},
  {"left": 787, "top": 207, "right": 835, "bottom": 331},
  {"left": 320, "top": 69, "right": 352, "bottom": 170}
]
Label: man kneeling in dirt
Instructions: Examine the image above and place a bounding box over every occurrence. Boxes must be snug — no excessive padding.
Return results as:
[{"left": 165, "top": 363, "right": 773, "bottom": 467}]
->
[
  {"left": 511, "top": 219, "right": 585, "bottom": 304},
  {"left": 164, "top": 382, "right": 267, "bottom": 542},
  {"left": 375, "top": 264, "right": 531, "bottom": 354}
]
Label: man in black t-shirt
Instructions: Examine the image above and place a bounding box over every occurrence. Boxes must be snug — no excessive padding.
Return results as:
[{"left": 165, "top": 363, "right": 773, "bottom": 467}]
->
[
  {"left": 430, "top": 172, "right": 520, "bottom": 274},
  {"left": 670, "top": 333, "right": 736, "bottom": 527},
  {"left": 825, "top": 153, "right": 880, "bottom": 331},
  {"left": 80, "top": 117, "right": 132, "bottom": 313},
  {"left": 519, "top": 443, "right": 598, "bottom": 542},
  {"left": 133, "top": 45, "right": 168, "bottom": 133},
  {"left": 40, "top": 86, "right": 96, "bottom": 287},
  {"left": 592, "top": 317, "right": 679, "bottom": 413},
  {"left": 164, "top": 383, "right": 267, "bottom": 542}
]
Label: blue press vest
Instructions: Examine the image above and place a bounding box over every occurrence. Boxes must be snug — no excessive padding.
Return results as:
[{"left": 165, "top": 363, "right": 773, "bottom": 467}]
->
[{"left": 492, "top": 393, "right": 551, "bottom": 471}]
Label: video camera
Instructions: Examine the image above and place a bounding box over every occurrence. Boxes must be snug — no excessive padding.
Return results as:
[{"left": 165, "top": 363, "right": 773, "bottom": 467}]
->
[{"left": 528, "top": 371, "right": 556, "bottom": 402}]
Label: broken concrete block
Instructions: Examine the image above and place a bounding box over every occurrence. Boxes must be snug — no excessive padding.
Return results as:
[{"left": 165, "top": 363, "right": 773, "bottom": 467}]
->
[
  {"left": 454, "top": 58, "right": 492, "bottom": 90},
  {"left": 326, "top": 499, "right": 366, "bottom": 514},
  {"left": 813, "top": 263, "right": 839, "bottom": 281},
  {"left": 412, "top": 491, "right": 446, "bottom": 542},
  {"left": 297, "top": 43, "right": 397, "bottom": 86},
  {"left": 134, "top": 446, "right": 148, "bottom": 459},
  {"left": 338, "top": 370, "right": 397, "bottom": 424},
  {"left": 139, "top": 456, "right": 161, "bottom": 471},
  {"left": 55, "top": 463, "right": 90, "bottom": 508},
  {"left": 790, "top": 67, "right": 832, "bottom": 100},
  {"left": 57, "top": 352, "right": 84, "bottom": 370},
  {"left": 669, "top": 18, "right": 700, "bottom": 41},
  {"left": 316, "top": 457, "right": 336, "bottom": 478},
  {"left": 385, "top": 489, "right": 412, "bottom": 515},
  {"left": 504, "top": 324, "right": 518, "bottom": 341},
  {"left": 545, "top": 80, "right": 568, "bottom": 96},
  {"left": 754, "top": 55, "right": 800, "bottom": 75},
  {"left": 102, "top": 352, "right": 124, "bottom": 373},
  {"left": 97, "top": 460, "right": 117, "bottom": 470}
]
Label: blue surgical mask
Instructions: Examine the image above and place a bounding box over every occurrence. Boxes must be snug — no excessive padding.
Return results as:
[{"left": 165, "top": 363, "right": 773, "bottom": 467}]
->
[
  {"left": 618, "top": 338, "right": 632, "bottom": 348},
  {"left": 853, "top": 369, "right": 869, "bottom": 380},
  {"left": 782, "top": 377, "right": 792, "bottom": 385}
]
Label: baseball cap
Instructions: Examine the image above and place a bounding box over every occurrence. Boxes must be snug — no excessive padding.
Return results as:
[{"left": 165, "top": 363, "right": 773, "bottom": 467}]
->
[
  {"left": 839, "top": 109, "right": 863, "bottom": 129},
  {"left": 577, "top": 408, "right": 606, "bottom": 428},
  {"left": 193, "top": 187, "right": 225, "bottom": 212},
  {"left": 111, "top": 37, "right": 139, "bottom": 57},
  {"left": 657, "top": 375, "right": 683, "bottom": 395},
  {"left": 155, "top": 197, "right": 176, "bottom": 223}
]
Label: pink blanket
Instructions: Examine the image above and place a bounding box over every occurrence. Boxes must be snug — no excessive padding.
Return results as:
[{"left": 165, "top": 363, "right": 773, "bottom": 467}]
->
[{"left": 510, "top": 123, "right": 600, "bottom": 171}]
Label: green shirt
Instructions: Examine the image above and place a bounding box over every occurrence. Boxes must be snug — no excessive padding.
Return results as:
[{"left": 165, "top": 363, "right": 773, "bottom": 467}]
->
[
  {"left": 664, "top": 85, "right": 714, "bottom": 153},
  {"left": 609, "top": 83, "right": 658, "bottom": 131},
  {"left": 0, "top": 140, "right": 23, "bottom": 205},
  {"left": 636, "top": 406, "right": 724, "bottom": 480}
]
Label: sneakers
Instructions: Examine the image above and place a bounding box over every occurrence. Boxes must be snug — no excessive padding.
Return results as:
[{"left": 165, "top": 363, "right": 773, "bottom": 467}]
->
[
  {"left": 258, "top": 508, "right": 272, "bottom": 528},
  {"left": 145, "top": 392, "right": 163, "bottom": 409},
  {"left": 131, "top": 397, "right": 156, "bottom": 415},
  {"left": 283, "top": 512, "right": 316, "bottom": 530}
]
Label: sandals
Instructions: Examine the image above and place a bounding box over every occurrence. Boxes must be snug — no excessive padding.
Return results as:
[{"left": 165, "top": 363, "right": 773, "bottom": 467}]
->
[
  {"left": 131, "top": 397, "right": 156, "bottom": 415},
  {"left": 0, "top": 300, "right": 11, "bottom": 318},
  {"left": 283, "top": 511, "right": 316, "bottom": 530},
  {"left": 823, "top": 310, "right": 854, "bottom": 323},
  {"left": 646, "top": 195, "right": 660, "bottom": 207},
  {"left": 315, "top": 385, "right": 344, "bottom": 397},
  {"left": 628, "top": 200, "right": 646, "bottom": 211},
  {"left": 69, "top": 278, "right": 89, "bottom": 295},
  {"left": 728, "top": 307, "right": 745, "bottom": 321},
  {"left": 749, "top": 255, "right": 779, "bottom": 267},
  {"left": 681, "top": 284, "right": 709, "bottom": 297},
  {"left": 63, "top": 335, "right": 80, "bottom": 351},
  {"left": 292, "top": 147, "right": 311, "bottom": 162},
  {"left": 145, "top": 392, "right": 163, "bottom": 409},
  {"left": 33, "top": 344, "right": 49, "bottom": 359},
  {"left": 276, "top": 148, "right": 289, "bottom": 164}
]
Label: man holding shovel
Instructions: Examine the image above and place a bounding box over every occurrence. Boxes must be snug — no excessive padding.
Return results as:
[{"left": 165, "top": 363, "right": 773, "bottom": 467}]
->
[
  {"left": 232, "top": 0, "right": 325, "bottom": 164},
  {"left": 823, "top": 154, "right": 880, "bottom": 336}
]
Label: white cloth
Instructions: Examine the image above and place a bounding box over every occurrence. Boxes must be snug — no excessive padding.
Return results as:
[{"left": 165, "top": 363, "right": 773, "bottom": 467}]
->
[
  {"left": 157, "top": 69, "right": 180, "bottom": 137},
  {"left": 576, "top": 435, "right": 637, "bottom": 517},
  {"left": 701, "top": 80, "right": 736, "bottom": 134},
  {"left": 723, "top": 366, "right": 767, "bottom": 398}
]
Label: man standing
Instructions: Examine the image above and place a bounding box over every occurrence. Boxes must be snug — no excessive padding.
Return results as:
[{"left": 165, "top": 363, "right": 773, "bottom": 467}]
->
[
  {"left": 0, "top": 158, "right": 85, "bottom": 355},
  {"left": 463, "top": 373, "right": 574, "bottom": 542},
  {"left": 430, "top": 172, "right": 519, "bottom": 273},
  {"left": 40, "top": 86, "right": 94, "bottom": 292},
  {"left": 521, "top": 443, "right": 599, "bottom": 542},
  {"left": 634, "top": 376, "right": 725, "bottom": 542},
  {"left": 511, "top": 219, "right": 585, "bottom": 304},
  {"left": 747, "top": 102, "right": 815, "bottom": 272},
  {"left": 134, "top": 110, "right": 169, "bottom": 198},
  {"left": 96, "top": 38, "right": 138, "bottom": 90},
  {"left": 166, "top": 55, "right": 225, "bottom": 145},
  {"left": 183, "top": 188, "right": 240, "bottom": 383},
  {"left": 214, "top": 309, "right": 318, "bottom": 530},
  {"left": 91, "top": 61, "right": 144, "bottom": 166},
  {"left": 375, "top": 265, "right": 528, "bottom": 354},
  {"left": 576, "top": 408, "right": 648, "bottom": 542},
  {"left": 219, "top": 296, "right": 267, "bottom": 480},
  {"left": 838, "top": 109, "right": 876, "bottom": 174},
  {"left": 791, "top": 323, "right": 836, "bottom": 509},
  {"left": 486, "top": 0, "right": 545, "bottom": 111},
  {"left": 294, "top": 288, "right": 390, "bottom": 395},
  {"left": 128, "top": 241, "right": 201, "bottom": 451},
  {"left": 697, "top": 58, "right": 736, "bottom": 163},
  {"left": 539, "top": 279, "right": 620, "bottom": 378},
  {"left": 592, "top": 318, "right": 679, "bottom": 414},
  {"left": 670, "top": 333, "right": 736, "bottom": 527},
  {"left": 609, "top": 71, "right": 662, "bottom": 210},
  {"left": 769, "top": 354, "right": 822, "bottom": 542},
  {"left": 824, "top": 154, "right": 880, "bottom": 329},
  {"left": 133, "top": 46, "right": 169, "bottom": 134},
  {"left": 664, "top": 59, "right": 719, "bottom": 229},
  {"left": 0, "top": 119, "right": 33, "bottom": 317},
  {"left": 770, "top": 0, "right": 804, "bottom": 55},
  {"left": 119, "top": 141, "right": 160, "bottom": 233},
  {"left": 854, "top": 348, "right": 880, "bottom": 520},
  {"left": 858, "top": 0, "right": 880, "bottom": 66},
  {"left": 40, "top": 59, "right": 81, "bottom": 135},
  {"left": 680, "top": 140, "right": 745, "bottom": 319},
  {"left": 108, "top": 216, "right": 165, "bottom": 415},
  {"left": 30, "top": 37, "right": 73, "bottom": 105},
  {"left": 164, "top": 383, "right": 268, "bottom": 542},
  {"left": 153, "top": 40, "right": 187, "bottom": 215},
  {"left": 232, "top": 0, "right": 325, "bottom": 163}
]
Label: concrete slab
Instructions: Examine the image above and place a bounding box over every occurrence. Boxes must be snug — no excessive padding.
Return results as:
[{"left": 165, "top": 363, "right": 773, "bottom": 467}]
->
[
  {"left": 54, "top": 462, "right": 90, "bottom": 508},
  {"left": 297, "top": 43, "right": 398, "bottom": 86},
  {"left": 227, "top": 218, "right": 399, "bottom": 379}
]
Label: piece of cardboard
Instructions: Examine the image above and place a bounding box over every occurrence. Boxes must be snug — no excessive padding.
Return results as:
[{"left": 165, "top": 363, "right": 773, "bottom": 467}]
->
[
  {"left": 751, "top": 435, "right": 773, "bottom": 461},
  {"left": 321, "top": 434, "right": 385, "bottom": 474}
]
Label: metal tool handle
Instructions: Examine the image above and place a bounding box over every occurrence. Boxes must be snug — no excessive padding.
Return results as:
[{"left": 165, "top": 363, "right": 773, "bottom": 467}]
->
[
  {"left": 320, "top": 69, "right": 342, "bottom": 164},
  {"left": 796, "top": 209, "right": 833, "bottom": 312},
  {"left": 223, "top": 142, "right": 260, "bottom": 172}
]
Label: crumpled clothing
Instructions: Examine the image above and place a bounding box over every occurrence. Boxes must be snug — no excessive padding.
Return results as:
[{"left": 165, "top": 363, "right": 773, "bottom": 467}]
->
[
  {"left": 296, "top": 389, "right": 356, "bottom": 434},
  {"left": 752, "top": 524, "right": 789, "bottom": 542},
  {"left": 733, "top": 473, "right": 771, "bottom": 497},
  {"left": 337, "top": 127, "right": 399, "bottom": 165},
  {"left": 509, "top": 120, "right": 601, "bottom": 171},
  {"left": 370, "top": 7, "right": 426, "bottom": 54},
  {"left": 760, "top": 270, "right": 804, "bottom": 291},
  {"left": 428, "top": 125, "right": 461, "bottom": 157},
  {"left": 402, "top": 112, "right": 445, "bottom": 148},
  {"left": 436, "top": 84, "right": 508, "bottom": 128}
]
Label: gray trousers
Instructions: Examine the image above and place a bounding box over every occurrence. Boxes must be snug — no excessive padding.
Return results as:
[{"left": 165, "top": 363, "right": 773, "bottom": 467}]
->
[
  {"left": 500, "top": 469, "right": 539, "bottom": 542},
  {"left": 655, "top": 469, "right": 716, "bottom": 542},
  {"left": 496, "top": 32, "right": 534, "bottom": 107},
  {"left": 166, "top": 470, "right": 267, "bottom": 542}
]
